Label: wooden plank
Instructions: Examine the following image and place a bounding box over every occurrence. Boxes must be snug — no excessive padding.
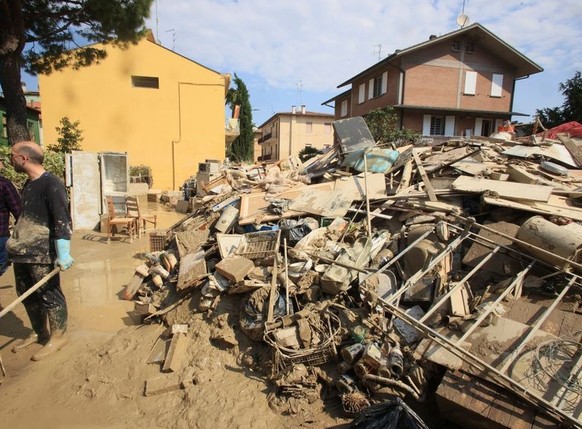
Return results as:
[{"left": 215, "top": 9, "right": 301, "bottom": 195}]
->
[
  {"left": 176, "top": 250, "right": 206, "bottom": 291},
  {"left": 288, "top": 189, "right": 353, "bottom": 217},
  {"left": 482, "top": 195, "right": 582, "bottom": 222},
  {"left": 162, "top": 332, "right": 189, "bottom": 373},
  {"left": 436, "top": 370, "right": 541, "bottom": 429},
  {"left": 451, "top": 176, "right": 553, "bottom": 202},
  {"left": 238, "top": 182, "right": 334, "bottom": 225},
  {"left": 412, "top": 149, "right": 438, "bottom": 202},
  {"left": 334, "top": 173, "right": 387, "bottom": 200},
  {"left": 557, "top": 134, "right": 582, "bottom": 167},
  {"left": 266, "top": 258, "right": 279, "bottom": 323},
  {"left": 145, "top": 374, "right": 183, "bottom": 396}
]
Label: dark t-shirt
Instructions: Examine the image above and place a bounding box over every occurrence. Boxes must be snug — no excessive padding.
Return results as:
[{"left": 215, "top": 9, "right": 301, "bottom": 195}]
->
[{"left": 7, "top": 172, "right": 72, "bottom": 264}]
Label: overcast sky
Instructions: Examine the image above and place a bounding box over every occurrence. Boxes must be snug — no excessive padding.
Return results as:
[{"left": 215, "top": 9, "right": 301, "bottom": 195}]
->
[{"left": 145, "top": 0, "right": 581, "bottom": 127}]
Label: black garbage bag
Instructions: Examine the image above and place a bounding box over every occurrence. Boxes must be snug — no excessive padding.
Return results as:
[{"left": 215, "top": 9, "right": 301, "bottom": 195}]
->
[
  {"left": 349, "top": 398, "right": 429, "bottom": 429},
  {"left": 239, "top": 287, "right": 288, "bottom": 341}
]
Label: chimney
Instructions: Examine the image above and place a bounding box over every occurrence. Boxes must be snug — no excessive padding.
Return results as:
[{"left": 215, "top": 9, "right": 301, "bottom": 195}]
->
[
  {"left": 292, "top": 105, "right": 297, "bottom": 114},
  {"left": 301, "top": 105, "right": 306, "bottom": 114},
  {"left": 21, "top": 81, "right": 27, "bottom": 92}
]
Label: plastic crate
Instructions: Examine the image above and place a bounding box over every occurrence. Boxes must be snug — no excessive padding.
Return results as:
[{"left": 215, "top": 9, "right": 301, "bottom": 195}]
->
[
  {"left": 149, "top": 230, "right": 167, "bottom": 252},
  {"left": 236, "top": 230, "right": 281, "bottom": 260}
]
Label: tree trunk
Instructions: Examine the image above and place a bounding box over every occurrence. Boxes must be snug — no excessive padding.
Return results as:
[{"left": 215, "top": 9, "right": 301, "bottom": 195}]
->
[
  {"left": 0, "top": 0, "right": 30, "bottom": 145},
  {"left": 0, "top": 55, "right": 29, "bottom": 145}
]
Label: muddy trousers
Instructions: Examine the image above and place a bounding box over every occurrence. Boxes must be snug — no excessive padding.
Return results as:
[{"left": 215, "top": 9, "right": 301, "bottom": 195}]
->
[{"left": 13, "top": 263, "right": 68, "bottom": 335}]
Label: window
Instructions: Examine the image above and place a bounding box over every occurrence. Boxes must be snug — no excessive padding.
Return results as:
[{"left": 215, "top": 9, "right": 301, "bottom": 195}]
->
[
  {"left": 466, "top": 42, "right": 475, "bottom": 54},
  {"left": 324, "top": 123, "right": 332, "bottom": 134},
  {"left": 381, "top": 71, "right": 388, "bottom": 95},
  {"left": 430, "top": 116, "right": 445, "bottom": 135},
  {"left": 358, "top": 83, "right": 366, "bottom": 104},
  {"left": 491, "top": 73, "right": 503, "bottom": 97},
  {"left": 452, "top": 40, "right": 461, "bottom": 52},
  {"left": 464, "top": 71, "right": 477, "bottom": 95},
  {"left": 340, "top": 100, "right": 348, "bottom": 117},
  {"left": 131, "top": 75, "right": 159, "bottom": 89},
  {"left": 367, "top": 72, "right": 388, "bottom": 99},
  {"left": 306, "top": 122, "right": 313, "bottom": 133}
]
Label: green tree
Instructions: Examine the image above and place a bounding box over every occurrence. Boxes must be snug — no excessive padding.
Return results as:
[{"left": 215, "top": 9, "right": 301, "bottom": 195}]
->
[
  {"left": 48, "top": 117, "right": 84, "bottom": 153},
  {"left": 225, "top": 73, "right": 254, "bottom": 163},
  {"left": 0, "top": 0, "right": 153, "bottom": 145},
  {"left": 535, "top": 71, "right": 582, "bottom": 129},
  {"left": 298, "top": 146, "right": 322, "bottom": 162},
  {"left": 363, "top": 107, "right": 420, "bottom": 147}
]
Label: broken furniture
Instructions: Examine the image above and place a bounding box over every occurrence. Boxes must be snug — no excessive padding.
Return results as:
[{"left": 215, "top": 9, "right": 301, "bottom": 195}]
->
[
  {"left": 126, "top": 195, "right": 158, "bottom": 237},
  {"left": 106, "top": 196, "right": 136, "bottom": 243}
]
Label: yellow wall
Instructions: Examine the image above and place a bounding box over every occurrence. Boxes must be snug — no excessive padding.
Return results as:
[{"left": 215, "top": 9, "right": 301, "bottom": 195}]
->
[{"left": 39, "top": 37, "right": 227, "bottom": 190}]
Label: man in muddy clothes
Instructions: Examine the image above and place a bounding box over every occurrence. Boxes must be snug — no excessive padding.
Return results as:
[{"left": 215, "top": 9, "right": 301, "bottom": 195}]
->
[
  {"left": 0, "top": 159, "right": 21, "bottom": 277},
  {"left": 7, "top": 141, "right": 74, "bottom": 361}
]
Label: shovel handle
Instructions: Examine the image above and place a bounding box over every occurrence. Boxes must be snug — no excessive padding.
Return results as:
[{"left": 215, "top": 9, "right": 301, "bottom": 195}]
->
[{"left": 0, "top": 267, "right": 60, "bottom": 320}]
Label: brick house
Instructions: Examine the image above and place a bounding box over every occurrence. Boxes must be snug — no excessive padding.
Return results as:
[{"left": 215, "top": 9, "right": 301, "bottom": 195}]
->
[
  {"left": 257, "top": 106, "right": 335, "bottom": 162},
  {"left": 324, "top": 23, "right": 542, "bottom": 140}
]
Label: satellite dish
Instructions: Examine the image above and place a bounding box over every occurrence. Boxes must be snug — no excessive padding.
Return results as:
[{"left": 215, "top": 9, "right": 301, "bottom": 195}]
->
[{"left": 457, "top": 13, "right": 470, "bottom": 27}]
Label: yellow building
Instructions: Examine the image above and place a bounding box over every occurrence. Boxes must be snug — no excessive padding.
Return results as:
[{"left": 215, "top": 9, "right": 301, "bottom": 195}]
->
[{"left": 39, "top": 32, "right": 230, "bottom": 190}]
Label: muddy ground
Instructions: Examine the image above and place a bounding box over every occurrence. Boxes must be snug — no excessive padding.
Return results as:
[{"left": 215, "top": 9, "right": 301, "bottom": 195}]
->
[{"left": 0, "top": 203, "right": 354, "bottom": 429}]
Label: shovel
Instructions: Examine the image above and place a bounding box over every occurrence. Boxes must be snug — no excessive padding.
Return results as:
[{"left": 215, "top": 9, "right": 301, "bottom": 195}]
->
[{"left": 0, "top": 267, "right": 60, "bottom": 320}]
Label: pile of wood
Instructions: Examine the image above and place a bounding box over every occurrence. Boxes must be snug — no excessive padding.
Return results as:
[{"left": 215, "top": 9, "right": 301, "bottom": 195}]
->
[{"left": 124, "top": 117, "right": 582, "bottom": 428}]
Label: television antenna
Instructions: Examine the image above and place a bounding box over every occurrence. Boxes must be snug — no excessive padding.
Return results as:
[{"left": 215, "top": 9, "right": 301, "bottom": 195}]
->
[
  {"left": 165, "top": 28, "right": 176, "bottom": 51},
  {"left": 457, "top": 0, "right": 470, "bottom": 28}
]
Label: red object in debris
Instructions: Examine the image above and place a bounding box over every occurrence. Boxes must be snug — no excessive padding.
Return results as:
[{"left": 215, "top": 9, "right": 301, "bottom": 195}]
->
[{"left": 539, "top": 121, "right": 582, "bottom": 139}]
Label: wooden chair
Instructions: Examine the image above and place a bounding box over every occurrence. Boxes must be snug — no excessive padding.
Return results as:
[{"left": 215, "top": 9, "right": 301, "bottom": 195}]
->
[
  {"left": 106, "top": 196, "right": 136, "bottom": 243},
  {"left": 125, "top": 195, "right": 157, "bottom": 237}
]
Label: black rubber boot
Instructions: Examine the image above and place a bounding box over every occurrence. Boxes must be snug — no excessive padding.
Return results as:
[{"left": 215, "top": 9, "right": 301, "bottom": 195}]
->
[
  {"left": 31, "top": 306, "right": 68, "bottom": 361},
  {"left": 12, "top": 304, "right": 49, "bottom": 353}
]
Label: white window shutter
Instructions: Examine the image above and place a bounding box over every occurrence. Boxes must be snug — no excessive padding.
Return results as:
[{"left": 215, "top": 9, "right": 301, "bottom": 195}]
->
[
  {"left": 422, "top": 115, "right": 431, "bottom": 136},
  {"left": 358, "top": 83, "right": 365, "bottom": 103},
  {"left": 445, "top": 116, "right": 455, "bottom": 136},
  {"left": 381, "top": 72, "right": 388, "bottom": 94},
  {"left": 464, "top": 71, "right": 477, "bottom": 95},
  {"left": 340, "top": 100, "right": 348, "bottom": 117},
  {"left": 368, "top": 79, "right": 374, "bottom": 99},
  {"left": 491, "top": 73, "right": 503, "bottom": 97}
]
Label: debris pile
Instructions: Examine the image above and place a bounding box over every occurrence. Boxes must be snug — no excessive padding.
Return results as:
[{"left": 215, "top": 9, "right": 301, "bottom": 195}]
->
[{"left": 125, "top": 118, "right": 582, "bottom": 428}]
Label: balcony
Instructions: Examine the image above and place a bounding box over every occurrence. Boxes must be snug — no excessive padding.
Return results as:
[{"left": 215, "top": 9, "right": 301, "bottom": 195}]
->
[{"left": 258, "top": 132, "right": 272, "bottom": 144}]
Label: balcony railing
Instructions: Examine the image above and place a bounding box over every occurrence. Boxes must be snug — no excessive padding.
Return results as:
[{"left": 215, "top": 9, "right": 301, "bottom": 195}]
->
[{"left": 258, "top": 132, "right": 272, "bottom": 144}]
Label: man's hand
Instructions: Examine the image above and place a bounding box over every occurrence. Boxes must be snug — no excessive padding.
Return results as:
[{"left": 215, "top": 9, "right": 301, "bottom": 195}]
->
[{"left": 55, "top": 239, "right": 74, "bottom": 270}]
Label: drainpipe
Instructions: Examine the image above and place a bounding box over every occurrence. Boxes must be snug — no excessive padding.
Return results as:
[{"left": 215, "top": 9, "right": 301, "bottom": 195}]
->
[{"left": 173, "top": 80, "right": 224, "bottom": 190}]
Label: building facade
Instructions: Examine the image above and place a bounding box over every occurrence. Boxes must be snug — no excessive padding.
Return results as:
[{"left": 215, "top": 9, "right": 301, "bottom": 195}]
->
[
  {"left": 257, "top": 106, "right": 335, "bottom": 162},
  {"left": 38, "top": 32, "right": 230, "bottom": 190},
  {"left": 325, "top": 23, "right": 542, "bottom": 139},
  {"left": 0, "top": 97, "right": 41, "bottom": 147}
]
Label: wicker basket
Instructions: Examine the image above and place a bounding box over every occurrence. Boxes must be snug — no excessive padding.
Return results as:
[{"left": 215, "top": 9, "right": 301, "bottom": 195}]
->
[{"left": 265, "top": 312, "right": 341, "bottom": 375}]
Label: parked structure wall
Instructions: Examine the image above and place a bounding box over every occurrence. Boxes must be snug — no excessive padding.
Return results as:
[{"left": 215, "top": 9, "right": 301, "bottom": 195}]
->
[{"left": 39, "top": 34, "right": 228, "bottom": 190}]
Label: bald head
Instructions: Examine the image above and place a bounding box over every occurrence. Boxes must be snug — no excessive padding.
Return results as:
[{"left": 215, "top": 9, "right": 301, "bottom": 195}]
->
[{"left": 13, "top": 141, "right": 44, "bottom": 165}]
